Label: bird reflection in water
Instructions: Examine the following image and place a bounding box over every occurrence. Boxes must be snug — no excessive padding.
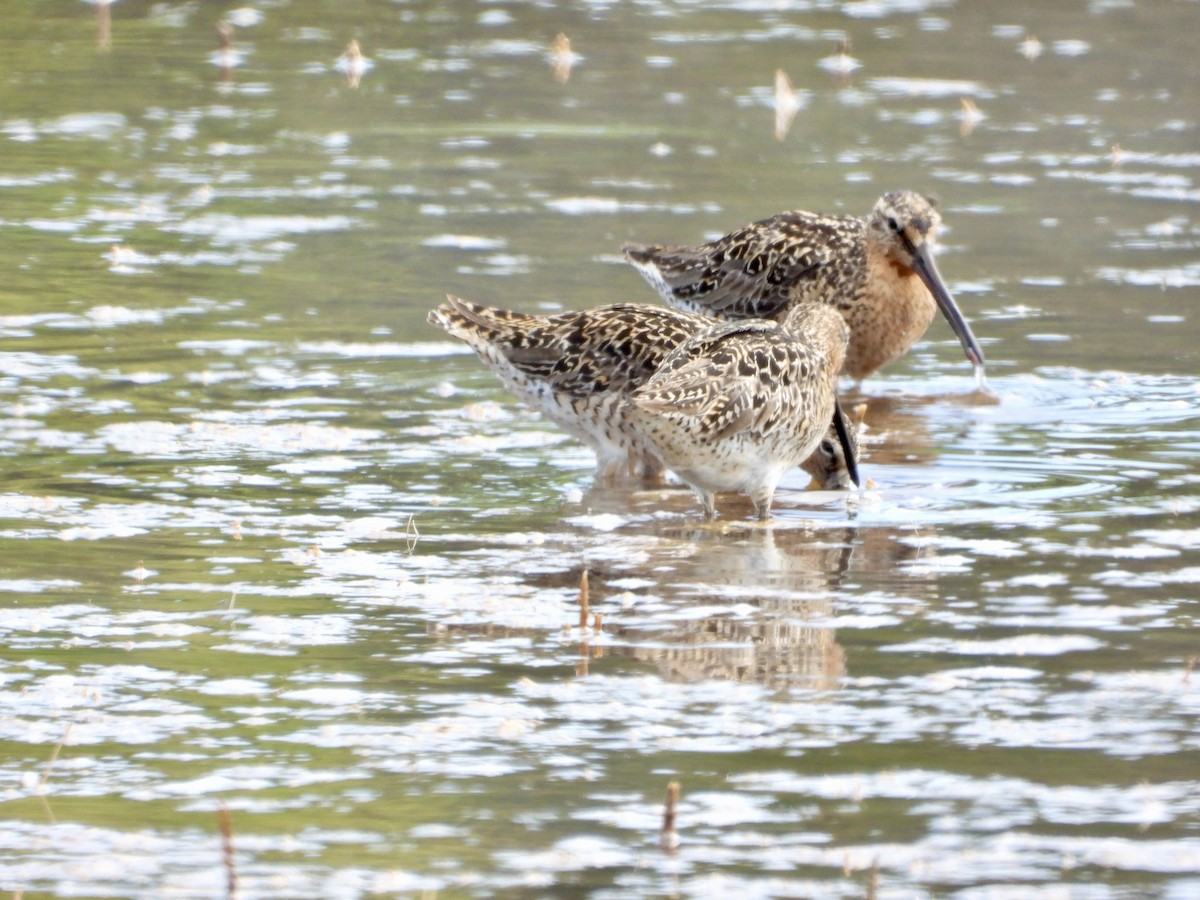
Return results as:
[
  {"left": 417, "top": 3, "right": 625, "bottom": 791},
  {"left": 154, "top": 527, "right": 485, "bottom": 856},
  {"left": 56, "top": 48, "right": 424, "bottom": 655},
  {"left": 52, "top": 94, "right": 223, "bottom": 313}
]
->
[
  {"left": 611, "top": 521, "right": 937, "bottom": 688},
  {"left": 427, "top": 520, "right": 937, "bottom": 690}
]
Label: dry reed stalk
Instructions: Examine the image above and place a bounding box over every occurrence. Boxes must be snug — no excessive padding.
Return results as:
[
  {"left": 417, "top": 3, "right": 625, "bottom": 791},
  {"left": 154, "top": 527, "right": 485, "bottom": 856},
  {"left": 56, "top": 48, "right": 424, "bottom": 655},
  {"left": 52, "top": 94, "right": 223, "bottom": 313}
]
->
[
  {"left": 38, "top": 723, "right": 72, "bottom": 791},
  {"left": 866, "top": 856, "right": 880, "bottom": 900},
  {"left": 660, "top": 780, "right": 680, "bottom": 850},
  {"left": 217, "top": 801, "right": 237, "bottom": 899},
  {"left": 36, "top": 722, "right": 73, "bottom": 824},
  {"left": 578, "top": 569, "right": 589, "bottom": 628}
]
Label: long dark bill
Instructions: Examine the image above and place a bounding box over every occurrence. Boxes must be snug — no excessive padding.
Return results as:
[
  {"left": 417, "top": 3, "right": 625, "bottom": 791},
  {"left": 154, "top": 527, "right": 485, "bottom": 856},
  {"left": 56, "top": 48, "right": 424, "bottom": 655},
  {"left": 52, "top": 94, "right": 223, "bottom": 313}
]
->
[
  {"left": 910, "top": 243, "right": 986, "bottom": 369},
  {"left": 832, "top": 399, "right": 861, "bottom": 489}
]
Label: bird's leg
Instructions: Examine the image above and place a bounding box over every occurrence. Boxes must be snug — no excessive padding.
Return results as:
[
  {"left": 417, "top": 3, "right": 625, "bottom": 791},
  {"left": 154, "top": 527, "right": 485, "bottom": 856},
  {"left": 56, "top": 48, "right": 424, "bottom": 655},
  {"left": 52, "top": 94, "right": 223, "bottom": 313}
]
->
[{"left": 752, "top": 488, "right": 775, "bottom": 521}]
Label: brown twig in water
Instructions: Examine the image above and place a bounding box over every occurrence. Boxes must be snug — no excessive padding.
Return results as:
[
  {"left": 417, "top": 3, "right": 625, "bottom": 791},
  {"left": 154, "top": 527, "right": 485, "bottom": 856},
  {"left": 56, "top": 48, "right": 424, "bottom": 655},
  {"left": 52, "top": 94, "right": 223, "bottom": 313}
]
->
[
  {"left": 36, "top": 722, "right": 73, "bottom": 824},
  {"left": 660, "top": 780, "right": 680, "bottom": 850},
  {"left": 866, "top": 855, "right": 880, "bottom": 900},
  {"left": 578, "top": 569, "right": 589, "bottom": 628},
  {"left": 215, "top": 19, "right": 235, "bottom": 85},
  {"left": 217, "top": 801, "right": 237, "bottom": 899},
  {"left": 1183, "top": 655, "right": 1197, "bottom": 684},
  {"left": 39, "top": 723, "right": 72, "bottom": 791},
  {"left": 592, "top": 612, "right": 603, "bottom": 631},
  {"left": 96, "top": 2, "right": 112, "bottom": 50}
]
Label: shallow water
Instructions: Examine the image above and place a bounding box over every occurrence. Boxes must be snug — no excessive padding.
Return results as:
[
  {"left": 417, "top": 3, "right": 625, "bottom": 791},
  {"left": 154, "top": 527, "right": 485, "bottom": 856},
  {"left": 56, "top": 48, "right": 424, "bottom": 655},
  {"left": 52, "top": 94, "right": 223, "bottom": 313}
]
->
[{"left": 2, "top": 1, "right": 1199, "bottom": 897}]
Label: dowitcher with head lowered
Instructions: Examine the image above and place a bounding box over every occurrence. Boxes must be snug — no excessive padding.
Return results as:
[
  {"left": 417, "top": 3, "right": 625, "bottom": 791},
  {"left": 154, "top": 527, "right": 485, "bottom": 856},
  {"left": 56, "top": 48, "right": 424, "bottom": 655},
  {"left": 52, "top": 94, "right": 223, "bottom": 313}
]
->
[
  {"left": 629, "top": 301, "right": 858, "bottom": 520},
  {"left": 623, "top": 190, "right": 985, "bottom": 381},
  {"left": 427, "top": 295, "right": 859, "bottom": 489}
]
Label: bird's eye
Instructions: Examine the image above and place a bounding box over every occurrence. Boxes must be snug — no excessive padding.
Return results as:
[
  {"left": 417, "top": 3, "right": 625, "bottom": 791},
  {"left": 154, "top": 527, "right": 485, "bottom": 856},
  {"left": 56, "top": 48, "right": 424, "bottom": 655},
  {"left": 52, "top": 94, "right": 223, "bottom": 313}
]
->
[
  {"left": 820, "top": 440, "right": 835, "bottom": 455},
  {"left": 887, "top": 217, "right": 901, "bottom": 233}
]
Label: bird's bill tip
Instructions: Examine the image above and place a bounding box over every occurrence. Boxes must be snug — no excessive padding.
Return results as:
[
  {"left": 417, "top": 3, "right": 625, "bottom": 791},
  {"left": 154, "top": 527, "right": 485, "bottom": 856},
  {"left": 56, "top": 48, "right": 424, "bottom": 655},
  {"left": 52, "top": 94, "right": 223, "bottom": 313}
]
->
[{"left": 911, "top": 243, "right": 986, "bottom": 371}]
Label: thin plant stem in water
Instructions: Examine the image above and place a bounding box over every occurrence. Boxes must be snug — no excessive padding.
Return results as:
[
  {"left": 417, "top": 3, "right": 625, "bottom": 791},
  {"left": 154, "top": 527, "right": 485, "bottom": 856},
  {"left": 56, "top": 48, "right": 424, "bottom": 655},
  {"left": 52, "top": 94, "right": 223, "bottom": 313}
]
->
[
  {"left": 866, "top": 856, "right": 880, "bottom": 899},
  {"left": 38, "top": 723, "right": 72, "bottom": 790},
  {"left": 37, "top": 722, "right": 72, "bottom": 824},
  {"left": 217, "top": 801, "right": 237, "bottom": 899},
  {"left": 578, "top": 569, "right": 589, "bottom": 628},
  {"left": 660, "top": 780, "right": 680, "bottom": 851}
]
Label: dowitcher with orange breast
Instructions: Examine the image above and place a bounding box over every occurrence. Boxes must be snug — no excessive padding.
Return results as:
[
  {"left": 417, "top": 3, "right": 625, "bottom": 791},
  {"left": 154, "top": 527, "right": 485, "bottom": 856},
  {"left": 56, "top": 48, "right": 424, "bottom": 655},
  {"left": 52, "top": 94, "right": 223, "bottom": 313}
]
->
[
  {"left": 623, "top": 190, "right": 985, "bottom": 381},
  {"left": 427, "top": 295, "right": 859, "bottom": 490},
  {"left": 629, "top": 301, "right": 858, "bottom": 520}
]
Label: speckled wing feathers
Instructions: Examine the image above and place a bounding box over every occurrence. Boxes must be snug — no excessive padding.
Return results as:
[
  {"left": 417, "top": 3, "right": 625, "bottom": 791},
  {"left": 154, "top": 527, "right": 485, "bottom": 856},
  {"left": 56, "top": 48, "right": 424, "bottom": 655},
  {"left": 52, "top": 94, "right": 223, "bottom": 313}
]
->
[
  {"left": 629, "top": 305, "right": 848, "bottom": 518},
  {"left": 624, "top": 211, "right": 861, "bottom": 320},
  {"left": 632, "top": 357, "right": 757, "bottom": 443},
  {"left": 429, "top": 294, "right": 856, "bottom": 499},
  {"left": 429, "top": 295, "right": 711, "bottom": 397},
  {"left": 633, "top": 318, "right": 836, "bottom": 446},
  {"left": 427, "top": 295, "right": 723, "bottom": 480}
]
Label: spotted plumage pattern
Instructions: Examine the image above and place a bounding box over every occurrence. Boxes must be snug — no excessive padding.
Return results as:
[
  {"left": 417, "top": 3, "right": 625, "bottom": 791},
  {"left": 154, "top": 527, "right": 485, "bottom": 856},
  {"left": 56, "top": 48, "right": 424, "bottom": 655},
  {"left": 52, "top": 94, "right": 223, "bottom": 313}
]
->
[
  {"left": 428, "top": 295, "right": 859, "bottom": 489},
  {"left": 428, "top": 296, "right": 710, "bottom": 479},
  {"left": 630, "top": 302, "right": 851, "bottom": 520},
  {"left": 623, "top": 190, "right": 985, "bottom": 380}
]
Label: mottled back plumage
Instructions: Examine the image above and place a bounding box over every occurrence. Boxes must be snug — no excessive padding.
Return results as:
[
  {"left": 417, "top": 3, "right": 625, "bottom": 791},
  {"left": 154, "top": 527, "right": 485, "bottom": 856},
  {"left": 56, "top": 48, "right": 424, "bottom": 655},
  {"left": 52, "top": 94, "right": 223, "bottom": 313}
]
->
[
  {"left": 630, "top": 302, "right": 851, "bottom": 519},
  {"left": 428, "top": 295, "right": 860, "bottom": 489},
  {"left": 428, "top": 296, "right": 710, "bottom": 479},
  {"left": 624, "top": 211, "right": 843, "bottom": 321},
  {"left": 623, "top": 190, "right": 985, "bottom": 380},
  {"left": 431, "top": 296, "right": 706, "bottom": 396}
]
